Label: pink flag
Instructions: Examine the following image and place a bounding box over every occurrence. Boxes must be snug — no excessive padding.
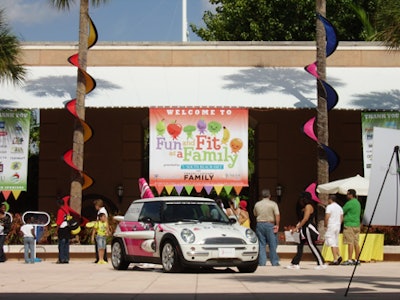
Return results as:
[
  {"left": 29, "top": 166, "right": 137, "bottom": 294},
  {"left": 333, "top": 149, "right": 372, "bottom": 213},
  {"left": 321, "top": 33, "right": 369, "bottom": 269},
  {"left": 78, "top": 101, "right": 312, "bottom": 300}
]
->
[
  {"left": 305, "top": 62, "right": 319, "bottom": 78},
  {"left": 306, "top": 182, "right": 321, "bottom": 203},
  {"left": 303, "top": 117, "right": 318, "bottom": 142},
  {"left": 139, "top": 178, "right": 154, "bottom": 199}
]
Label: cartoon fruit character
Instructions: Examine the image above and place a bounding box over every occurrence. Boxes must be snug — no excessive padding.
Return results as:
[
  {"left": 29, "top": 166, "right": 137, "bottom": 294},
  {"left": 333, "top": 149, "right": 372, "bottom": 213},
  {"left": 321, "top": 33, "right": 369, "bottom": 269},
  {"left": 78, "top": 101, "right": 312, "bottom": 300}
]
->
[
  {"left": 230, "top": 138, "right": 243, "bottom": 153},
  {"left": 207, "top": 121, "right": 222, "bottom": 135},
  {"left": 183, "top": 125, "right": 196, "bottom": 139},
  {"left": 197, "top": 119, "right": 207, "bottom": 134},
  {"left": 11, "top": 172, "right": 20, "bottom": 182},
  {"left": 167, "top": 121, "right": 182, "bottom": 140},
  {"left": 11, "top": 162, "right": 22, "bottom": 170},
  {"left": 156, "top": 119, "right": 166, "bottom": 136},
  {"left": 221, "top": 126, "right": 230, "bottom": 144}
]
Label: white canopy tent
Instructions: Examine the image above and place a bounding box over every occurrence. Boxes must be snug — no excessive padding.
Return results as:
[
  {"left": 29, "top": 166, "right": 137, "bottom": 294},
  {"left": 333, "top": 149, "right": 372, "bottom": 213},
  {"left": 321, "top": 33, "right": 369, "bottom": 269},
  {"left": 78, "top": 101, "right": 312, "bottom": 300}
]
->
[
  {"left": 316, "top": 174, "right": 370, "bottom": 196},
  {"left": 1, "top": 66, "right": 400, "bottom": 110}
]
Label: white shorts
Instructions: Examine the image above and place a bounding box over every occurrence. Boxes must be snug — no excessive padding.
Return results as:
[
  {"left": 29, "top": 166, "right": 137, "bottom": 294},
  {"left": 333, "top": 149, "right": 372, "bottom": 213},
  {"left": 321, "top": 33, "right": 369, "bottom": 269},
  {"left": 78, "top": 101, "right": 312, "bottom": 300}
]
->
[{"left": 324, "top": 225, "right": 340, "bottom": 247}]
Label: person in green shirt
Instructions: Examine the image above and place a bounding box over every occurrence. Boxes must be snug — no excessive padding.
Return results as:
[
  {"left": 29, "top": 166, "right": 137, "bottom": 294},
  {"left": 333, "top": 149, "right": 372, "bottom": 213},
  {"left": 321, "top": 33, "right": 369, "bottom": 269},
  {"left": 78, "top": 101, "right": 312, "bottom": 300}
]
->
[{"left": 342, "top": 189, "right": 362, "bottom": 265}]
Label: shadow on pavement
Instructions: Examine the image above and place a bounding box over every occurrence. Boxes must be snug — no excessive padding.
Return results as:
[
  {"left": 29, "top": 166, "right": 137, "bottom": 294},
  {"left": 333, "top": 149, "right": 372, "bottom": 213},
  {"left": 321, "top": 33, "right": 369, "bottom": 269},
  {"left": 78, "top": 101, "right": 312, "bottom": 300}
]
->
[{"left": 0, "top": 292, "right": 398, "bottom": 300}]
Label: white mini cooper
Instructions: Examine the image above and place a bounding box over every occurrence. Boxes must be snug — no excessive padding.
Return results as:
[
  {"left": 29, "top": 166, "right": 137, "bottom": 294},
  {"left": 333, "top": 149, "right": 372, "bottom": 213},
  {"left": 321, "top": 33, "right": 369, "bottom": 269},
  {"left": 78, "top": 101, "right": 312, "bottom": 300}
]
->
[{"left": 111, "top": 196, "right": 259, "bottom": 273}]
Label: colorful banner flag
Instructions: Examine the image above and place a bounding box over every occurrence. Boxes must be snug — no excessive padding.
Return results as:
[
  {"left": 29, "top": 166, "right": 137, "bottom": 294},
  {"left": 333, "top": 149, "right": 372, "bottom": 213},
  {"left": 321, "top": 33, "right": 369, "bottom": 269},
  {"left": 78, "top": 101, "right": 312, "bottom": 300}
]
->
[
  {"left": 149, "top": 108, "right": 248, "bottom": 191},
  {"left": 0, "top": 109, "right": 31, "bottom": 191},
  {"left": 361, "top": 112, "right": 400, "bottom": 178}
]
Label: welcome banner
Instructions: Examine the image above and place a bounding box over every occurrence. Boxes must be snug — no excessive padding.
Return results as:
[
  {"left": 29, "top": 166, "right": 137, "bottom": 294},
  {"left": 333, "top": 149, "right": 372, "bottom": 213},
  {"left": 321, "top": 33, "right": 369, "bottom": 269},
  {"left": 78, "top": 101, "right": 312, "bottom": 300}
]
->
[
  {"left": 149, "top": 108, "right": 248, "bottom": 193},
  {"left": 0, "top": 109, "right": 31, "bottom": 192},
  {"left": 361, "top": 112, "right": 400, "bottom": 178}
]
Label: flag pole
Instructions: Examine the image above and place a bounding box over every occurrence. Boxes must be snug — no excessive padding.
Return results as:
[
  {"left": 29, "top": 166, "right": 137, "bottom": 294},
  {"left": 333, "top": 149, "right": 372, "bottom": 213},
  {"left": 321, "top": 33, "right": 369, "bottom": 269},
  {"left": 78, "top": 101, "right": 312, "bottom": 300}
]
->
[{"left": 182, "top": 0, "right": 188, "bottom": 42}]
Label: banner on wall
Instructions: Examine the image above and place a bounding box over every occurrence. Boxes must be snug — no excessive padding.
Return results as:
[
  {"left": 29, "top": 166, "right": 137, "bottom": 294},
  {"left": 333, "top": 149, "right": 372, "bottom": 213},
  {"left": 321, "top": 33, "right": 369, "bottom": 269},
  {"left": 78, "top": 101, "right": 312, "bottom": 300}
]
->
[
  {"left": 0, "top": 110, "right": 31, "bottom": 191},
  {"left": 149, "top": 108, "right": 248, "bottom": 191},
  {"left": 363, "top": 127, "right": 400, "bottom": 226},
  {"left": 361, "top": 112, "right": 400, "bottom": 179}
]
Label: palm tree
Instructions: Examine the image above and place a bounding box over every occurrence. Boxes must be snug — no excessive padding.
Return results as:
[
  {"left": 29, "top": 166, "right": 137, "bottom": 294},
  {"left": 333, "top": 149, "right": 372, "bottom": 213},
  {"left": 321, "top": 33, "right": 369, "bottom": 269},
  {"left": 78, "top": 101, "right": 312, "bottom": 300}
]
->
[
  {"left": 316, "top": 0, "right": 329, "bottom": 204},
  {"left": 49, "top": 0, "right": 108, "bottom": 214},
  {"left": 0, "top": 9, "right": 26, "bottom": 84},
  {"left": 373, "top": 0, "right": 400, "bottom": 49}
]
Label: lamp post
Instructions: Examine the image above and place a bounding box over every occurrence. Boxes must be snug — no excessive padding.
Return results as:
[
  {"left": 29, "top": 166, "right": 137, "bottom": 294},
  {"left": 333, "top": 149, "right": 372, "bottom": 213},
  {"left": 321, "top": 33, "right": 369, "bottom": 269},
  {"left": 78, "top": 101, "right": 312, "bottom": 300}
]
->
[
  {"left": 276, "top": 184, "right": 283, "bottom": 203},
  {"left": 116, "top": 185, "right": 124, "bottom": 203}
]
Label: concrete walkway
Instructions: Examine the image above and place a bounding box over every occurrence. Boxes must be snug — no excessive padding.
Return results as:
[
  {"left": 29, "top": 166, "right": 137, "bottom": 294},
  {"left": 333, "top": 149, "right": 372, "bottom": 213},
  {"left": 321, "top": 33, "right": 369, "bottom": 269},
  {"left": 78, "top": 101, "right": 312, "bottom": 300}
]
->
[{"left": 0, "top": 259, "right": 399, "bottom": 300}]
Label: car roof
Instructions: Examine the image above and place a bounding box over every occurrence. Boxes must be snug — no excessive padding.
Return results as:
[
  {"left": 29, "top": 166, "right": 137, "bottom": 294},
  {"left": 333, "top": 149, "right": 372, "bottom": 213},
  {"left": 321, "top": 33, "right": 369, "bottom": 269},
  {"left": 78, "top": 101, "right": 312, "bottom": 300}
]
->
[{"left": 131, "top": 196, "right": 215, "bottom": 204}]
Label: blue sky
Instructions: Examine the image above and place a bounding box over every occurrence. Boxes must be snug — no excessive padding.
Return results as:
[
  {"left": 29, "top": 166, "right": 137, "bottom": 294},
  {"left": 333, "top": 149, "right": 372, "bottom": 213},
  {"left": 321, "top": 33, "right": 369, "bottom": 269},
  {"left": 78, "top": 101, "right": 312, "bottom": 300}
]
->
[{"left": 2, "top": 0, "right": 215, "bottom": 42}]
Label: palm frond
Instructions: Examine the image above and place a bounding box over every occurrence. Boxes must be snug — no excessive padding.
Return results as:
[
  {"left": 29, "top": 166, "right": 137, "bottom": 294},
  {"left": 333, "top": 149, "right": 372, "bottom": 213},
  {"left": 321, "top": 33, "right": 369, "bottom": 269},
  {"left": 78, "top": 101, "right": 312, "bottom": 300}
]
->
[
  {"left": 373, "top": 0, "right": 400, "bottom": 49},
  {"left": 349, "top": 3, "right": 376, "bottom": 41},
  {"left": 48, "top": 0, "right": 109, "bottom": 10},
  {"left": 0, "top": 9, "right": 26, "bottom": 84}
]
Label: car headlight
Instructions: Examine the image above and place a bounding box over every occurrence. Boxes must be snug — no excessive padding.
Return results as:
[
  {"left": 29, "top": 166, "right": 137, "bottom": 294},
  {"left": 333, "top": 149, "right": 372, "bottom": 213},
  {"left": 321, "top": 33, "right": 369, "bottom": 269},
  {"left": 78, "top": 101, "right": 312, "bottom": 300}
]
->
[
  {"left": 181, "top": 228, "right": 195, "bottom": 243},
  {"left": 245, "top": 229, "right": 258, "bottom": 243}
]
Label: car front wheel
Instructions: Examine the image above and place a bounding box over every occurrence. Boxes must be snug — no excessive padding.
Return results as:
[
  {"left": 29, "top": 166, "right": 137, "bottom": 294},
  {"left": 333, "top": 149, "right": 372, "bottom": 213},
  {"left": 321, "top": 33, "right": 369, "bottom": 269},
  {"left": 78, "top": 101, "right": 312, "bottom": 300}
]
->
[
  {"left": 161, "top": 241, "right": 183, "bottom": 273},
  {"left": 237, "top": 260, "right": 258, "bottom": 273},
  {"left": 111, "top": 239, "right": 130, "bottom": 270}
]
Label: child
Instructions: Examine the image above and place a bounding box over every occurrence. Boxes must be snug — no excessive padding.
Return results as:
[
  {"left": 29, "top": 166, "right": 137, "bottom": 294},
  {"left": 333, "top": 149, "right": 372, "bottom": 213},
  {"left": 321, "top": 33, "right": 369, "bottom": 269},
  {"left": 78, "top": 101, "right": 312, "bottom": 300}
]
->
[
  {"left": 20, "top": 217, "right": 36, "bottom": 264},
  {"left": 93, "top": 199, "right": 108, "bottom": 263},
  {"left": 91, "top": 213, "right": 110, "bottom": 264}
]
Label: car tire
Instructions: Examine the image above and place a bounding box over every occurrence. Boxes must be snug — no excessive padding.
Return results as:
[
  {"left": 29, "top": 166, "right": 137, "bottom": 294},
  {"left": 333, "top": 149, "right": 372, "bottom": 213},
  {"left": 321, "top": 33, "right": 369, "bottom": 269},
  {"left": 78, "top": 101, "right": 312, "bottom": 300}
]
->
[
  {"left": 111, "top": 239, "right": 130, "bottom": 270},
  {"left": 161, "top": 241, "right": 183, "bottom": 273},
  {"left": 237, "top": 260, "right": 258, "bottom": 273}
]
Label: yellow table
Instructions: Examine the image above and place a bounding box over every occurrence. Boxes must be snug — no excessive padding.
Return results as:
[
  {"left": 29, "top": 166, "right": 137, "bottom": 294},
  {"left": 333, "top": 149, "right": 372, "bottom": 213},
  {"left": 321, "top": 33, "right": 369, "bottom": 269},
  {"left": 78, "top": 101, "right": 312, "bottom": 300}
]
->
[{"left": 322, "top": 233, "right": 384, "bottom": 262}]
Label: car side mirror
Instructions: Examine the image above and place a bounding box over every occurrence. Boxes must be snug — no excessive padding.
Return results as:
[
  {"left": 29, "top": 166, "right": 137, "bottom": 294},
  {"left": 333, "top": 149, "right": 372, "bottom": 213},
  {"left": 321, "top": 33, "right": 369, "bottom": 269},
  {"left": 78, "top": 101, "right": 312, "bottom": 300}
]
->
[
  {"left": 229, "top": 217, "right": 237, "bottom": 224},
  {"left": 140, "top": 217, "right": 154, "bottom": 226}
]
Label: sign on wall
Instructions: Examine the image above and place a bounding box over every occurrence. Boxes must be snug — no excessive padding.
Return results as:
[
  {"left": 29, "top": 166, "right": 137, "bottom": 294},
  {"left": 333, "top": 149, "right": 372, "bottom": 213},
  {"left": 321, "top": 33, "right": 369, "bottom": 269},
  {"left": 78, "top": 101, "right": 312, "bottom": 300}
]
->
[
  {"left": 149, "top": 108, "right": 248, "bottom": 193},
  {"left": 363, "top": 127, "right": 400, "bottom": 226},
  {"left": 0, "top": 110, "right": 31, "bottom": 191},
  {"left": 361, "top": 112, "right": 400, "bottom": 178}
]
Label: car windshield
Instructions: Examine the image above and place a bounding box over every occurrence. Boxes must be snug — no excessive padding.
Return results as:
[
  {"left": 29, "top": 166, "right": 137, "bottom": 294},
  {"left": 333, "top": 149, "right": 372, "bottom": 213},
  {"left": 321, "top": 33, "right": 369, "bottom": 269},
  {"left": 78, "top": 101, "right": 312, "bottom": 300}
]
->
[{"left": 162, "top": 201, "right": 230, "bottom": 223}]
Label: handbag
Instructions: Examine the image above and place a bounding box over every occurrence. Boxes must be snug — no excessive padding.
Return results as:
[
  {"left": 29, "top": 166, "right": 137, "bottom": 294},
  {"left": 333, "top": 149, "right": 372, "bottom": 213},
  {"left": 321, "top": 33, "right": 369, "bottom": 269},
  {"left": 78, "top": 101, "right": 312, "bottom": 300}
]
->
[
  {"left": 65, "top": 215, "right": 80, "bottom": 230},
  {"left": 284, "top": 230, "right": 301, "bottom": 244},
  {"left": 62, "top": 208, "right": 80, "bottom": 230}
]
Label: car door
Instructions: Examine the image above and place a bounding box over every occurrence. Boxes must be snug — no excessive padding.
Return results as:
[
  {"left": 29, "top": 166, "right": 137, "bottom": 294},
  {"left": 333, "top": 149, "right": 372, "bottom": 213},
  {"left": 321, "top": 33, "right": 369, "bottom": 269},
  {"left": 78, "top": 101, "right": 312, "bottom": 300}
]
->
[{"left": 128, "top": 201, "right": 160, "bottom": 257}]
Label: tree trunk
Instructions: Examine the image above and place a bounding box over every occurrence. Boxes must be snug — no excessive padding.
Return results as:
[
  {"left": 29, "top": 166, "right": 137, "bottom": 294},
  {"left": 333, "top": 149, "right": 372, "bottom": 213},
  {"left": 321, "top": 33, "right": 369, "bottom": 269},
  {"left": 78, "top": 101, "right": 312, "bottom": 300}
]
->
[
  {"left": 70, "top": 0, "right": 89, "bottom": 214},
  {"left": 316, "top": 0, "right": 329, "bottom": 205}
]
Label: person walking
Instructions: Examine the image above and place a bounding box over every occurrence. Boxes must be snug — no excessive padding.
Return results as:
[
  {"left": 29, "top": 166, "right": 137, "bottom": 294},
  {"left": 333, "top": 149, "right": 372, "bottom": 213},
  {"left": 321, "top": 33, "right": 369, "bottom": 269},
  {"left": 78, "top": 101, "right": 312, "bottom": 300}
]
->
[
  {"left": 93, "top": 199, "right": 108, "bottom": 263},
  {"left": 324, "top": 194, "right": 343, "bottom": 265},
  {"left": 20, "top": 217, "right": 36, "bottom": 264},
  {"left": 286, "top": 192, "right": 326, "bottom": 270},
  {"left": 253, "top": 189, "right": 280, "bottom": 266},
  {"left": 341, "top": 189, "right": 362, "bottom": 265},
  {"left": 0, "top": 202, "right": 11, "bottom": 262}
]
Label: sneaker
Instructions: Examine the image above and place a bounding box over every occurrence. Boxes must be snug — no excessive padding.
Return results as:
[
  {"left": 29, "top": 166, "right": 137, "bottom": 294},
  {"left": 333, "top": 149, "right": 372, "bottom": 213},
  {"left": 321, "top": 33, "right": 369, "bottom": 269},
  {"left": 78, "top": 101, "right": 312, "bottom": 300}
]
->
[
  {"left": 341, "top": 260, "right": 354, "bottom": 265},
  {"left": 354, "top": 260, "right": 361, "bottom": 265},
  {"left": 314, "top": 264, "right": 327, "bottom": 270},
  {"left": 329, "top": 256, "right": 343, "bottom": 265},
  {"left": 286, "top": 264, "right": 300, "bottom": 270}
]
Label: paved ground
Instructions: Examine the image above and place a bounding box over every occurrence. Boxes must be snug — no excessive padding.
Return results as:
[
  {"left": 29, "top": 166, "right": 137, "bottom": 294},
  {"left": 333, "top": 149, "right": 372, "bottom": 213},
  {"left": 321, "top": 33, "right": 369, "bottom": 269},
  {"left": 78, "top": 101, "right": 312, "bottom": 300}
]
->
[{"left": 0, "top": 258, "right": 399, "bottom": 300}]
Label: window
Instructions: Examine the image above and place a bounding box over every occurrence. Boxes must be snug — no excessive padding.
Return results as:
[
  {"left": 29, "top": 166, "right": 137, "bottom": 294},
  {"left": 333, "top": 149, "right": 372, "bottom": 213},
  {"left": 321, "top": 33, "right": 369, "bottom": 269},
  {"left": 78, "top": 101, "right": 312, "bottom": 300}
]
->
[{"left": 139, "top": 201, "right": 161, "bottom": 223}]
